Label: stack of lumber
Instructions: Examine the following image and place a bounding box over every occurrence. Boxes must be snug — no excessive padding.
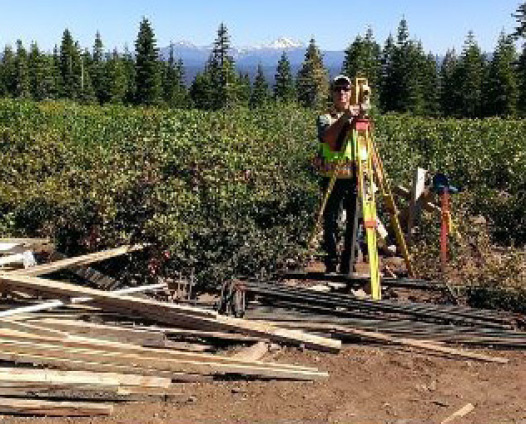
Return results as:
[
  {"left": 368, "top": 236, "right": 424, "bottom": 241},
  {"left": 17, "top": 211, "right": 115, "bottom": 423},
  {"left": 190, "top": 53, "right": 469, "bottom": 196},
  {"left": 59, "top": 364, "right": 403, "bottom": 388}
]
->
[{"left": 0, "top": 239, "right": 336, "bottom": 416}]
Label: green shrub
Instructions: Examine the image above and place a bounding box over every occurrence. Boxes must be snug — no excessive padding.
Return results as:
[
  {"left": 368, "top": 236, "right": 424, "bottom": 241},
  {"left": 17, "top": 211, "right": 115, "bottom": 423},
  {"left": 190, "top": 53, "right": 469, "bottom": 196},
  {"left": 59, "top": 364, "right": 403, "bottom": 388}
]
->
[
  {"left": 1, "top": 100, "right": 525, "bottom": 290},
  {"left": 0, "top": 101, "right": 318, "bottom": 287}
]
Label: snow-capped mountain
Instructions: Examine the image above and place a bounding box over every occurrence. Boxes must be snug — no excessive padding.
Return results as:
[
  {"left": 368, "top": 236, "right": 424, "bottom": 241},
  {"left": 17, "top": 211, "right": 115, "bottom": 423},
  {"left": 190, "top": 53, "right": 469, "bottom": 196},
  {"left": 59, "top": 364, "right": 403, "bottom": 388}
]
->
[
  {"left": 160, "top": 37, "right": 344, "bottom": 84},
  {"left": 237, "top": 37, "right": 305, "bottom": 54},
  {"left": 266, "top": 37, "right": 304, "bottom": 50},
  {"left": 161, "top": 37, "right": 341, "bottom": 66}
]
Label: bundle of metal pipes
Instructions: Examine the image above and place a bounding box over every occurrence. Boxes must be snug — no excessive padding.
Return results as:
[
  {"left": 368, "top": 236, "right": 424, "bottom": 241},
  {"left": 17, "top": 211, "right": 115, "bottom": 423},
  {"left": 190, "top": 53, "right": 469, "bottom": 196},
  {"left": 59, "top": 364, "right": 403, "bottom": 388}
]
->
[
  {"left": 236, "top": 280, "right": 514, "bottom": 329},
  {"left": 281, "top": 271, "right": 449, "bottom": 291},
  {"left": 221, "top": 280, "right": 526, "bottom": 349},
  {"left": 246, "top": 306, "right": 526, "bottom": 349}
]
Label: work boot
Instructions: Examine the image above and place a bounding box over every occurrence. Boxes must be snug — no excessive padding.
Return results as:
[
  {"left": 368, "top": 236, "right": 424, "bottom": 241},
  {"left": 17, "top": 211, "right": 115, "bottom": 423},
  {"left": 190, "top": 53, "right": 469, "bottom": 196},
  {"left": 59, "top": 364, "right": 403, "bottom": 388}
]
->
[
  {"left": 339, "top": 261, "right": 351, "bottom": 275},
  {"left": 340, "top": 249, "right": 359, "bottom": 275},
  {"left": 324, "top": 259, "right": 338, "bottom": 274}
]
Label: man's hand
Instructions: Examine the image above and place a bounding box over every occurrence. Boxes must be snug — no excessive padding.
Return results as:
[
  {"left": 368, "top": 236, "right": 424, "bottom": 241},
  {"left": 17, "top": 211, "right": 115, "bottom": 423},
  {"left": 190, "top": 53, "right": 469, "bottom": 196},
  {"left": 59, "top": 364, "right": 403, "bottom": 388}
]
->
[{"left": 344, "top": 105, "right": 360, "bottom": 119}]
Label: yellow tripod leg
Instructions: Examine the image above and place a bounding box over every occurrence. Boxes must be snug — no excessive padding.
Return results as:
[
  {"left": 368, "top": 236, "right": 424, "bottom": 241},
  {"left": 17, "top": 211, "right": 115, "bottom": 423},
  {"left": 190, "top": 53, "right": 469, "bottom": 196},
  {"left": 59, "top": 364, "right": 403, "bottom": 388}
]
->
[
  {"left": 354, "top": 122, "right": 381, "bottom": 300},
  {"left": 371, "top": 141, "right": 416, "bottom": 278}
]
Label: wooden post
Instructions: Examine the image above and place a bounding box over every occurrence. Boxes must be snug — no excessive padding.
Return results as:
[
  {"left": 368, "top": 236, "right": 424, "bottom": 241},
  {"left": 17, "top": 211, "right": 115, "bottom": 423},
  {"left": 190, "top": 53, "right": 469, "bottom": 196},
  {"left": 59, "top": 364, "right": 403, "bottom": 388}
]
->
[{"left": 407, "top": 167, "right": 427, "bottom": 244}]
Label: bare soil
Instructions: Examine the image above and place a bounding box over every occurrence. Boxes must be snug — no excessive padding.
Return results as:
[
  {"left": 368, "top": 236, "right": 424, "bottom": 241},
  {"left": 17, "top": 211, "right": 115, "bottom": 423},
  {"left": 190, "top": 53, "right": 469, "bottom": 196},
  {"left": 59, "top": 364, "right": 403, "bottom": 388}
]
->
[{"left": 2, "top": 345, "right": 525, "bottom": 424}]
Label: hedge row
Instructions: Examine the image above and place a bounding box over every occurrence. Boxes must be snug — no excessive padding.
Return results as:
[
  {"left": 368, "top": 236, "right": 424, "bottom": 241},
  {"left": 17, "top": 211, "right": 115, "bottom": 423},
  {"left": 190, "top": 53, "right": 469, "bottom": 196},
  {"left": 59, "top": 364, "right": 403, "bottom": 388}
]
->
[
  {"left": 0, "top": 100, "right": 524, "bottom": 287},
  {"left": 0, "top": 101, "right": 319, "bottom": 286}
]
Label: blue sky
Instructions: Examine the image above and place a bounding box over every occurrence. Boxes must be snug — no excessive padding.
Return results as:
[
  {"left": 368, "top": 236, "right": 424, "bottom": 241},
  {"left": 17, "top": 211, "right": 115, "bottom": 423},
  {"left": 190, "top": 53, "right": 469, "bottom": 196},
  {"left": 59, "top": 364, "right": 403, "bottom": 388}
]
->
[{"left": 0, "top": 0, "right": 522, "bottom": 53}]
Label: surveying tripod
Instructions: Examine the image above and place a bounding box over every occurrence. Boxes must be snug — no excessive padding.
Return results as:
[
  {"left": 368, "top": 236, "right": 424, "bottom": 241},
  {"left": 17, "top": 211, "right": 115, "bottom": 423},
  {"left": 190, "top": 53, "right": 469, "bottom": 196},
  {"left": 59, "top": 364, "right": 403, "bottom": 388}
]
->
[{"left": 310, "top": 78, "right": 414, "bottom": 300}]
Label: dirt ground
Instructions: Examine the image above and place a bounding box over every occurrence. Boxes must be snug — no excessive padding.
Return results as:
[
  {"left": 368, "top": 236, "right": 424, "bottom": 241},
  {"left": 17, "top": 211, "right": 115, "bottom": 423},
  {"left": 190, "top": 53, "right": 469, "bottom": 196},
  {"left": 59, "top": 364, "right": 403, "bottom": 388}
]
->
[{"left": 2, "top": 344, "right": 525, "bottom": 424}]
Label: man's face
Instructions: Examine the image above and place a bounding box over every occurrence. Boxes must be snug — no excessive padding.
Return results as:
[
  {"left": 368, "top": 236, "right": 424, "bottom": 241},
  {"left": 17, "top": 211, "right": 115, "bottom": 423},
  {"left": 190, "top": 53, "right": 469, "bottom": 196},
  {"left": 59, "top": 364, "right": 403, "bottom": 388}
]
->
[{"left": 332, "top": 82, "right": 351, "bottom": 109}]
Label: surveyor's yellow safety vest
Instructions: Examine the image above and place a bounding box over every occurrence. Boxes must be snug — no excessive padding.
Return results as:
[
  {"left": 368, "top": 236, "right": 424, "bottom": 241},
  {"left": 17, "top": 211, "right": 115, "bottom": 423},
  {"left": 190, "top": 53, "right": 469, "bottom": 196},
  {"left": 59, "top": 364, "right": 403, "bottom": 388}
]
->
[{"left": 314, "top": 111, "right": 355, "bottom": 178}]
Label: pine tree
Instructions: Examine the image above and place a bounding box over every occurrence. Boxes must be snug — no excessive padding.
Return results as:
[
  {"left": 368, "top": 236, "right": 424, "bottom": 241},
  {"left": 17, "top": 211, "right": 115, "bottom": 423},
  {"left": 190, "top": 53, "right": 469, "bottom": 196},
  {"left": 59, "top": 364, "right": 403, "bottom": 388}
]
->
[
  {"left": 205, "top": 23, "right": 239, "bottom": 109},
  {"left": 122, "top": 45, "right": 136, "bottom": 104},
  {"left": 0, "top": 45, "right": 16, "bottom": 97},
  {"left": 190, "top": 71, "right": 214, "bottom": 109},
  {"left": 513, "top": 0, "right": 526, "bottom": 114},
  {"left": 513, "top": 2, "right": 526, "bottom": 39},
  {"left": 405, "top": 41, "right": 430, "bottom": 115},
  {"left": 517, "top": 44, "right": 526, "bottom": 115},
  {"left": 134, "top": 17, "right": 162, "bottom": 105},
  {"left": 274, "top": 51, "right": 295, "bottom": 102},
  {"left": 28, "top": 42, "right": 56, "bottom": 100},
  {"left": 52, "top": 45, "right": 63, "bottom": 98},
  {"left": 59, "top": 29, "right": 84, "bottom": 100},
  {"left": 175, "top": 59, "right": 190, "bottom": 108},
  {"left": 380, "top": 19, "right": 438, "bottom": 115},
  {"left": 483, "top": 32, "right": 518, "bottom": 116},
  {"left": 162, "top": 44, "right": 188, "bottom": 108},
  {"left": 454, "top": 31, "right": 486, "bottom": 118},
  {"left": 105, "top": 49, "right": 128, "bottom": 104},
  {"left": 379, "top": 34, "right": 396, "bottom": 112},
  {"left": 14, "top": 40, "right": 31, "bottom": 98},
  {"left": 393, "top": 20, "right": 427, "bottom": 113},
  {"left": 236, "top": 72, "right": 251, "bottom": 107},
  {"left": 91, "top": 31, "right": 107, "bottom": 103},
  {"left": 79, "top": 49, "right": 96, "bottom": 103},
  {"left": 439, "top": 49, "right": 459, "bottom": 116},
  {"left": 250, "top": 63, "right": 271, "bottom": 108},
  {"left": 388, "top": 19, "right": 411, "bottom": 112},
  {"left": 342, "top": 27, "right": 381, "bottom": 90},
  {"left": 59, "top": 29, "right": 83, "bottom": 99},
  {"left": 296, "top": 38, "right": 329, "bottom": 109},
  {"left": 420, "top": 52, "right": 440, "bottom": 116},
  {"left": 27, "top": 42, "right": 42, "bottom": 99}
]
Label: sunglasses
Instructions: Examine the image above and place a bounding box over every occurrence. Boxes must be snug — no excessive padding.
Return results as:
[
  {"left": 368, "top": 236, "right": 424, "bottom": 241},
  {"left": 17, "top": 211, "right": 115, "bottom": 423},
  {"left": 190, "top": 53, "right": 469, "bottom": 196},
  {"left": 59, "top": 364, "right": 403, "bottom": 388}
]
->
[{"left": 333, "top": 86, "right": 351, "bottom": 92}]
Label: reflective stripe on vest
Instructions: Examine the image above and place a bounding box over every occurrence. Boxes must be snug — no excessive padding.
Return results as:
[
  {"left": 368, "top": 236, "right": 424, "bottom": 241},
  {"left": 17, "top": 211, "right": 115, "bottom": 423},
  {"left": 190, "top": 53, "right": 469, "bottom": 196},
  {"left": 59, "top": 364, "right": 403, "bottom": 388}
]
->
[{"left": 316, "top": 127, "right": 355, "bottom": 178}]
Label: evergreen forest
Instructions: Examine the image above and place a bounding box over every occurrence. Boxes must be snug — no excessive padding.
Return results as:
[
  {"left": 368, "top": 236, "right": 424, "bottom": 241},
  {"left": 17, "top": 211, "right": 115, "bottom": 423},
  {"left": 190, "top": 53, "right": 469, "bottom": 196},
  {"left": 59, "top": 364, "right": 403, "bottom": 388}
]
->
[{"left": 2, "top": 9, "right": 526, "bottom": 118}]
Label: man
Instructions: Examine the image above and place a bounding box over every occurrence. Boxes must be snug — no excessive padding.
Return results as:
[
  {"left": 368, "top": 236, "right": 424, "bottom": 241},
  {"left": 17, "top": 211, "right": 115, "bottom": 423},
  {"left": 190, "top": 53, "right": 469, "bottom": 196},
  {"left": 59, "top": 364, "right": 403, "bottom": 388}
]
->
[{"left": 315, "top": 75, "right": 360, "bottom": 274}]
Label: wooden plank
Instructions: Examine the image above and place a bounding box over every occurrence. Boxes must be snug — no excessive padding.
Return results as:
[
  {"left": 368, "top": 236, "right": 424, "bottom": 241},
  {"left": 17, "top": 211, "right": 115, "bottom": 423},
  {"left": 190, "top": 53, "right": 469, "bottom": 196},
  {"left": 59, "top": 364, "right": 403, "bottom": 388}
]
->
[
  {"left": 149, "top": 326, "right": 264, "bottom": 343},
  {"left": 0, "top": 367, "right": 170, "bottom": 388},
  {"left": 0, "top": 328, "right": 319, "bottom": 372},
  {"left": 8, "top": 244, "right": 145, "bottom": 277},
  {"left": 0, "top": 387, "right": 189, "bottom": 402},
  {"left": 159, "top": 340, "right": 211, "bottom": 352},
  {"left": 329, "top": 326, "right": 508, "bottom": 364},
  {"left": 0, "top": 319, "right": 70, "bottom": 338},
  {"left": 0, "top": 370, "right": 119, "bottom": 387},
  {"left": 407, "top": 167, "right": 428, "bottom": 242},
  {"left": 0, "top": 350, "right": 208, "bottom": 381},
  {"left": 0, "top": 239, "right": 54, "bottom": 255},
  {"left": 0, "top": 388, "right": 133, "bottom": 403},
  {"left": 0, "top": 397, "right": 113, "bottom": 416},
  {"left": 0, "top": 243, "right": 23, "bottom": 253},
  {"left": 0, "top": 338, "right": 327, "bottom": 380},
  {"left": 233, "top": 342, "right": 269, "bottom": 362},
  {"left": 0, "top": 378, "right": 184, "bottom": 401},
  {"left": 394, "top": 185, "right": 440, "bottom": 214},
  {"left": 32, "top": 318, "right": 167, "bottom": 346},
  {"left": 440, "top": 403, "right": 475, "bottom": 424},
  {"left": 0, "top": 252, "right": 36, "bottom": 268},
  {"left": 195, "top": 314, "right": 341, "bottom": 353},
  {"left": 0, "top": 274, "right": 212, "bottom": 320},
  {"left": 147, "top": 311, "right": 340, "bottom": 353},
  {"left": 0, "top": 282, "right": 167, "bottom": 319},
  {"left": 49, "top": 251, "right": 118, "bottom": 289},
  {"left": 0, "top": 386, "right": 120, "bottom": 397},
  {"left": 0, "top": 274, "right": 339, "bottom": 352}
]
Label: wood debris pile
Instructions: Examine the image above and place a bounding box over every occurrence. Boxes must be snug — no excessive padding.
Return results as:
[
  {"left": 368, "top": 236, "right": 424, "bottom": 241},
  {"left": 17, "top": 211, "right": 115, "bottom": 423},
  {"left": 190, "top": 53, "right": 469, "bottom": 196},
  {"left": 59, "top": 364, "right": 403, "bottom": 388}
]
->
[{"left": 0, "top": 239, "right": 337, "bottom": 417}]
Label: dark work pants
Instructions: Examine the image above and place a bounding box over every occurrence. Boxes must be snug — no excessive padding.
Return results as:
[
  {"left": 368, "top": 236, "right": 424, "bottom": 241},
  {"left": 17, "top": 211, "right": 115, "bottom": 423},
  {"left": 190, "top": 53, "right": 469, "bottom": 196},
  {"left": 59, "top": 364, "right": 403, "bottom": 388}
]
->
[{"left": 321, "top": 177, "right": 358, "bottom": 272}]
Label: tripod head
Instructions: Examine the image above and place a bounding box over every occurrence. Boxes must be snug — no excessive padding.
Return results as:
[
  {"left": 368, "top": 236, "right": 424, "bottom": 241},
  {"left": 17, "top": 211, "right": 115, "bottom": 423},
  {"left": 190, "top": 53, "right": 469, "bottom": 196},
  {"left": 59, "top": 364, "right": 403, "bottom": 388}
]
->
[{"left": 350, "top": 78, "right": 371, "bottom": 116}]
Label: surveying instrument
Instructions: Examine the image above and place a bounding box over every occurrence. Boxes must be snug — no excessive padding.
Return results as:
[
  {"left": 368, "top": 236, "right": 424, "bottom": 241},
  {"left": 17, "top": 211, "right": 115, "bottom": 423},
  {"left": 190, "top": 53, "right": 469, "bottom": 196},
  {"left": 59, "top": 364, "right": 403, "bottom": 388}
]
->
[{"left": 309, "top": 78, "right": 414, "bottom": 300}]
